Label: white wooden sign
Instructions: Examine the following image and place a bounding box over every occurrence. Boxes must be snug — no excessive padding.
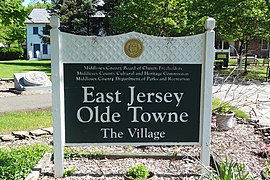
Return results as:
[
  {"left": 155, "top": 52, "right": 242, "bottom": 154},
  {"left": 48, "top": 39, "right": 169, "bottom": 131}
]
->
[{"left": 51, "top": 15, "right": 215, "bottom": 177}]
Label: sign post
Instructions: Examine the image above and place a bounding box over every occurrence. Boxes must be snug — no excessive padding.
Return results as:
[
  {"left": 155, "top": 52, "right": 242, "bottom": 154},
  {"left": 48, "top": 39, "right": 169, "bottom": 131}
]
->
[
  {"left": 201, "top": 17, "right": 215, "bottom": 173},
  {"left": 51, "top": 15, "right": 215, "bottom": 177},
  {"left": 50, "top": 15, "right": 65, "bottom": 177}
]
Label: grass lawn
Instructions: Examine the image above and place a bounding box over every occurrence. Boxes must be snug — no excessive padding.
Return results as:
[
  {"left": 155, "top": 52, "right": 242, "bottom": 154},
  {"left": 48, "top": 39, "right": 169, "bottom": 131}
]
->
[
  {"left": 215, "top": 58, "right": 269, "bottom": 82},
  {"left": 0, "top": 109, "right": 52, "bottom": 134},
  {"left": 0, "top": 60, "right": 51, "bottom": 79}
]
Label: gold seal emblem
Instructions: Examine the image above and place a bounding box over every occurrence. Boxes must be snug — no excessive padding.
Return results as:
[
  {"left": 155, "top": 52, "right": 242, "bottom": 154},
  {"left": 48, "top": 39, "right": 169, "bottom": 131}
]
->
[{"left": 124, "top": 38, "right": 143, "bottom": 58}]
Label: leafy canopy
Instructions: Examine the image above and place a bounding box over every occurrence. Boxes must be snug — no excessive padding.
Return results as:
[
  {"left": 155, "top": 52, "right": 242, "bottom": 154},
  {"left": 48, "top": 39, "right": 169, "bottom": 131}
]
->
[{"left": 0, "top": 0, "right": 27, "bottom": 46}]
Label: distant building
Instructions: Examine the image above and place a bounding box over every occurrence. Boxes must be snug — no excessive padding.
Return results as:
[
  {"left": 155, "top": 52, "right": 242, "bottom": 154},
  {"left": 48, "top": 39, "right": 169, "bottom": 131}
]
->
[
  {"left": 218, "top": 40, "right": 269, "bottom": 58},
  {"left": 24, "top": 9, "right": 51, "bottom": 60},
  {"left": 240, "top": 40, "right": 269, "bottom": 58}
]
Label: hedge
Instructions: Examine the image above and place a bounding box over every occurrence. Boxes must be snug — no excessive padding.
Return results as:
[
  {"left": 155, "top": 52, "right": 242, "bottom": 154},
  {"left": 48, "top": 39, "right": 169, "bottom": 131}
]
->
[{"left": 0, "top": 47, "right": 23, "bottom": 60}]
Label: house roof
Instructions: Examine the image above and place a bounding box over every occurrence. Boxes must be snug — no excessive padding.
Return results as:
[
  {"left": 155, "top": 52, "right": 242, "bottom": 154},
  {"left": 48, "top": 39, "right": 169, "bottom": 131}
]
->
[{"left": 24, "top": 9, "right": 50, "bottom": 24}]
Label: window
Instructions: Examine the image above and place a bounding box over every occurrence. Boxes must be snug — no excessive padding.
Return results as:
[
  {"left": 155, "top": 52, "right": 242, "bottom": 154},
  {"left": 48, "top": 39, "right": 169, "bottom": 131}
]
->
[
  {"left": 261, "top": 40, "right": 269, "bottom": 51},
  {"left": 42, "top": 44, "right": 48, "bottom": 54},
  {"left": 42, "top": 26, "right": 49, "bottom": 35},
  {"left": 33, "top": 27, "right": 38, "bottom": 35}
]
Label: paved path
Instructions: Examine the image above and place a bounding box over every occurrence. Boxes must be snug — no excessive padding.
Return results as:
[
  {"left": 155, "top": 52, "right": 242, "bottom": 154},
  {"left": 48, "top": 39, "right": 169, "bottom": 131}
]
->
[
  {"left": 0, "top": 93, "right": 52, "bottom": 113},
  {"left": 212, "top": 82, "right": 270, "bottom": 126}
]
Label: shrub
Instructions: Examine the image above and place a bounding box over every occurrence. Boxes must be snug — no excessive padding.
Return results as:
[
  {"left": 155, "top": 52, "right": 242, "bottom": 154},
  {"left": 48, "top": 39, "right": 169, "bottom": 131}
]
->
[
  {"left": 0, "top": 144, "right": 50, "bottom": 179},
  {"left": 126, "top": 164, "right": 150, "bottom": 179},
  {"left": 0, "top": 47, "right": 23, "bottom": 60}
]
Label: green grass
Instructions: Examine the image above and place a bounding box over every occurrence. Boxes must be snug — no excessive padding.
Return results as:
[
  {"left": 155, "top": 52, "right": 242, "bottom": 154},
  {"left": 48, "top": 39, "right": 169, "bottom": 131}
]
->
[
  {"left": 0, "top": 60, "right": 51, "bottom": 79},
  {"left": 243, "top": 66, "right": 269, "bottom": 81},
  {"left": 0, "top": 109, "right": 52, "bottom": 134},
  {"left": 228, "top": 58, "right": 268, "bottom": 66},
  {"left": 216, "top": 58, "right": 269, "bottom": 82},
  {"left": 228, "top": 58, "right": 238, "bottom": 65}
]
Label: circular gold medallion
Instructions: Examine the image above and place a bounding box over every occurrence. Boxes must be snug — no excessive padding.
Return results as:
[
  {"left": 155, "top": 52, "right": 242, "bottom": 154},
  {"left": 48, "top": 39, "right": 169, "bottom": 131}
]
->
[{"left": 124, "top": 38, "right": 144, "bottom": 58}]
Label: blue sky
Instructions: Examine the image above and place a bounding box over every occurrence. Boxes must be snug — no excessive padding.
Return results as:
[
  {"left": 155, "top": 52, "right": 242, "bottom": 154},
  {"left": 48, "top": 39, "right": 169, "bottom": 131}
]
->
[
  {"left": 22, "top": 0, "right": 32, "bottom": 6},
  {"left": 22, "top": 0, "right": 51, "bottom": 7}
]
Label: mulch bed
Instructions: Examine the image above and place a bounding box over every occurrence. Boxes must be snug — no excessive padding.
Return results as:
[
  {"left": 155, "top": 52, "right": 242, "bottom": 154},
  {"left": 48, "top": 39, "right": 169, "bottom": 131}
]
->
[{"left": 11, "top": 117, "right": 266, "bottom": 179}]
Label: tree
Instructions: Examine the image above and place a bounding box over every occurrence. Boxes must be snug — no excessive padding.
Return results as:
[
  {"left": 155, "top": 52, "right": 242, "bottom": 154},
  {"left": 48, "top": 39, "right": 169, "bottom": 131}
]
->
[
  {"left": 49, "top": 0, "right": 119, "bottom": 36},
  {"left": 96, "top": 0, "right": 119, "bottom": 35},
  {"left": 54, "top": 0, "right": 104, "bottom": 35},
  {"left": 0, "top": 0, "right": 27, "bottom": 46},
  {"left": 51, "top": 0, "right": 270, "bottom": 67},
  {"left": 262, "top": 0, "right": 270, "bottom": 40},
  {"left": 187, "top": 0, "right": 270, "bottom": 72},
  {"left": 110, "top": 0, "right": 188, "bottom": 36},
  {"left": 215, "top": 0, "right": 269, "bottom": 72}
]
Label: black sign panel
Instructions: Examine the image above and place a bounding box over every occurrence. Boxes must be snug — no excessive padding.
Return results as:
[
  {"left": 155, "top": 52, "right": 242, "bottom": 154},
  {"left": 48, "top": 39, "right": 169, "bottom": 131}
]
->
[
  {"left": 215, "top": 52, "right": 230, "bottom": 67},
  {"left": 64, "top": 64, "right": 201, "bottom": 144}
]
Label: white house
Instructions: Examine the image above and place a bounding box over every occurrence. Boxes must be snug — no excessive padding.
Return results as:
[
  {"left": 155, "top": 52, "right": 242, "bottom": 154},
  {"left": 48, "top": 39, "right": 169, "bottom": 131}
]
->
[{"left": 24, "top": 9, "right": 51, "bottom": 60}]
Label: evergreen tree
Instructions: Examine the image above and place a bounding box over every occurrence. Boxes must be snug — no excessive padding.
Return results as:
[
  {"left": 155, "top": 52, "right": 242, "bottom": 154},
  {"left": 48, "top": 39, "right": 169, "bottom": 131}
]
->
[
  {"left": 53, "top": 0, "right": 103, "bottom": 35},
  {"left": 110, "top": 0, "right": 188, "bottom": 36}
]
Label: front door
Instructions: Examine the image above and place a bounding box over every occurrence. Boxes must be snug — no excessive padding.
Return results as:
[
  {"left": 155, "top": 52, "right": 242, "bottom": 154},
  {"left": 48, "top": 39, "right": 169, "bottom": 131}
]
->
[{"left": 33, "top": 44, "right": 40, "bottom": 58}]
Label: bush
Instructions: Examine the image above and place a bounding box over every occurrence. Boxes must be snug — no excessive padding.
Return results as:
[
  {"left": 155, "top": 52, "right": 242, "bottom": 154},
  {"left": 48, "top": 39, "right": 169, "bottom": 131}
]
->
[
  {"left": 0, "top": 47, "right": 23, "bottom": 60},
  {"left": 126, "top": 164, "right": 150, "bottom": 179},
  {"left": 0, "top": 144, "right": 50, "bottom": 179}
]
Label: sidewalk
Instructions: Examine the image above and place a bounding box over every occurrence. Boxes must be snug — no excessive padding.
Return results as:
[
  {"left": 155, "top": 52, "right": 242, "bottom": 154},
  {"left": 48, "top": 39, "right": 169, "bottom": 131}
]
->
[{"left": 0, "top": 93, "right": 52, "bottom": 113}]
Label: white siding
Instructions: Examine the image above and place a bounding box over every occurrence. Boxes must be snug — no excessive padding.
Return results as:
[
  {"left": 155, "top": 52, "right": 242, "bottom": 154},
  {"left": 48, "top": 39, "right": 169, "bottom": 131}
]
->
[{"left": 26, "top": 23, "right": 51, "bottom": 59}]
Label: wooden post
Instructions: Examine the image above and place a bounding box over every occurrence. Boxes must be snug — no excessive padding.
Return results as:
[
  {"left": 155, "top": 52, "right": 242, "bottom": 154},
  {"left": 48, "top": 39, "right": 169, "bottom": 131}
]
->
[
  {"left": 200, "top": 17, "right": 215, "bottom": 174},
  {"left": 50, "top": 14, "right": 65, "bottom": 177}
]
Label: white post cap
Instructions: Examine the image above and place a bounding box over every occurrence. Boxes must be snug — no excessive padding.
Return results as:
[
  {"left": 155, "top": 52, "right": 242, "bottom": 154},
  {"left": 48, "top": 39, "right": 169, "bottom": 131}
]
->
[
  {"left": 50, "top": 14, "right": 60, "bottom": 28},
  {"left": 205, "top": 17, "right": 216, "bottom": 31}
]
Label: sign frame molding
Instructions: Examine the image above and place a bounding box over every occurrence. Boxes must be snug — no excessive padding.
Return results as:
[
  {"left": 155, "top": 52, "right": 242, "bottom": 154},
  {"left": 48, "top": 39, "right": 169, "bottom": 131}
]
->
[{"left": 50, "top": 15, "right": 215, "bottom": 177}]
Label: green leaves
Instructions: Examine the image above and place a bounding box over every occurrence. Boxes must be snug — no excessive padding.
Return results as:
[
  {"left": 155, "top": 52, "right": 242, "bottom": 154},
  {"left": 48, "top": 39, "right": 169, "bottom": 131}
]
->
[
  {"left": 217, "top": 0, "right": 268, "bottom": 43},
  {"left": 0, "top": 144, "right": 50, "bottom": 180},
  {"left": 0, "top": 0, "right": 27, "bottom": 46},
  {"left": 63, "top": 168, "right": 76, "bottom": 177},
  {"left": 53, "top": 0, "right": 269, "bottom": 41},
  {"left": 126, "top": 164, "right": 150, "bottom": 179},
  {"left": 209, "top": 157, "right": 255, "bottom": 180}
]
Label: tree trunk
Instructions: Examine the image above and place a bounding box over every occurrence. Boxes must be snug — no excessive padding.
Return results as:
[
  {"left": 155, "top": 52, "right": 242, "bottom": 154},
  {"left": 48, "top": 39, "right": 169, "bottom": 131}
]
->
[
  {"left": 237, "top": 40, "right": 245, "bottom": 71},
  {"left": 244, "top": 42, "right": 249, "bottom": 74},
  {"left": 87, "top": 10, "right": 90, "bottom": 36}
]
